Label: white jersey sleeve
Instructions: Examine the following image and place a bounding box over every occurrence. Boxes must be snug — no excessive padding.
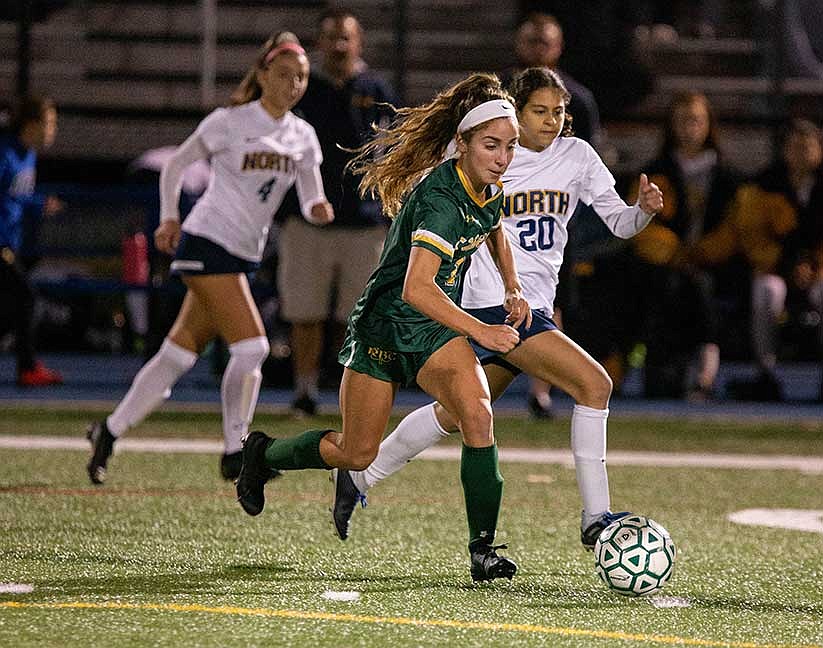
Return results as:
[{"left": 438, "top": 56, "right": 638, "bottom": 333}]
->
[
  {"left": 591, "top": 188, "right": 654, "bottom": 239},
  {"left": 194, "top": 107, "right": 230, "bottom": 153},
  {"left": 579, "top": 143, "right": 616, "bottom": 205},
  {"left": 296, "top": 165, "right": 327, "bottom": 221},
  {"left": 159, "top": 132, "right": 211, "bottom": 223},
  {"left": 293, "top": 125, "right": 327, "bottom": 220},
  {"left": 579, "top": 142, "right": 653, "bottom": 239},
  {"left": 295, "top": 124, "right": 322, "bottom": 171}
]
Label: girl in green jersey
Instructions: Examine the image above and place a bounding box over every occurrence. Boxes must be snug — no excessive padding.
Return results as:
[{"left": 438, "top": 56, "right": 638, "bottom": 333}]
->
[{"left": 237, "top": 73, "right": 531, "bottom": 582}]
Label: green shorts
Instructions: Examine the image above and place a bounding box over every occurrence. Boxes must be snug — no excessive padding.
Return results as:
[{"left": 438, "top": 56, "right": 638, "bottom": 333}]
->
[{"left": 337, "top": 328, "right": 461, "bottom": 387}]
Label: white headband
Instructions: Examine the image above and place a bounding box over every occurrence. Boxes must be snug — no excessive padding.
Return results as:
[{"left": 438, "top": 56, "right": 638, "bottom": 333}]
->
[{"left": 457, "top": 99, "right": 517, "bottom": 134}]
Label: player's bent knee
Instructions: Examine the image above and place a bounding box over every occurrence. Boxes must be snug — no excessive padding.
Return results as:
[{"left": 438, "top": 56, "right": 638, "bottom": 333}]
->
[
  {"left": 229, "top": 336, "right": 270, "bottom": 365},
  {"left": 456, "top": 400, "right": 493, "bottom": 442},
  {"left": 345, "top": 447, "right": 379, "bottom": 471},
  {"left": 577, "top": 367, "right": 613, "bottom": 409}
]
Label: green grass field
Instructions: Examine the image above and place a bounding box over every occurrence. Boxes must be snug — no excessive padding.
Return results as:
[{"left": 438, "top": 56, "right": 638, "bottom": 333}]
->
[{"left": 1, "top": 408, "right": 822, "bottom": 647}]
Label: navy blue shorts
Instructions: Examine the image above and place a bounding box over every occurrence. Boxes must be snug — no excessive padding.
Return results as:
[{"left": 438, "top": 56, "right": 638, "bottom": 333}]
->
[
  {"left": 468, "top": 305, "right": 558, "bottom": 375},
  {"left": 170, "top": 233, "right": 260, "bottom": 276}
]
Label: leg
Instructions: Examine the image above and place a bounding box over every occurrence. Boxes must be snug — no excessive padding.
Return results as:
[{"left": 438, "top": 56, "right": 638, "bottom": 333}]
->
[
  {"left": 417, "top": 338, "right": 516, "bottom": 581},
  {"left": 0, "top": 258, "right": 62, "bottom": 385},
  {"left": 182, "top": 274, "right": 269, "bottom": 473},
  {"left": 236, "top": 367, "right": 395, "bottom": 516},
  {"left": 350, "top": 363, "right": 516, "bottom": 493},
  {"left": 527, "top": 377, "right": 555, "bottom": 418},
  {"left": 4, "top": 260, "right": 36, "bottom": 373},
  {"left": 751, "top": 273, "right": 787, "bottom": 372},
  {"left": 749, "top": 273, "right": 786, "bottom": 400},
  {"left": 504, "top": 330, "right": 624, "bottom": 546},
  {"left": 108, "top": 289, "right": 214, "bottom": 436},
  {"left": 278, "top": 218, "right": 335, "bottom": 414},
  {"left": 527, "top": 307, "right": 561, "bottom": 418},
  {"left": 334, "top": 364, "right": 515, "bottom": 541},
  {"left": 87, "top": 289, "right": 211, "bottom": 484},
  {"left": 289, "top": 321, "right": 324, "bottom": 413}
]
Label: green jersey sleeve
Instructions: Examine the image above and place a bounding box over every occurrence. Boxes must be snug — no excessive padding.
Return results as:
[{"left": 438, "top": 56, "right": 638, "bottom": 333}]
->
[{"left": 409, "top": 190, "right": 463, "bottom": 262}]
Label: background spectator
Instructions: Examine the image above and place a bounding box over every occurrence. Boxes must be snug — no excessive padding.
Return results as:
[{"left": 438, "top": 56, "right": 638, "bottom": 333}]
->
[
  {"left": 629, "top": 91, "right": 740, "bottom": 399},
  {"left": 506, "top": 12, "right": 601, "bottom": 147},
  {"left": 277, "top": 8, "right": 397, "bottom": 415},
  {"left": 519, "top": 1, "right": 652, "bottom": 116},
  {"left": 694, "top": 118, "right": 823, "bottom": 400},
  {"left": 0, "top": 95, "right": 64, "bottom": 386}
]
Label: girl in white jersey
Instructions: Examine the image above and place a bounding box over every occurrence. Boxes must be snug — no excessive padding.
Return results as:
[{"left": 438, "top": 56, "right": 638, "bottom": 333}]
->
[
  {"left": 86, "top": 32, "right": 334, "bottom": 485},
  {"left": 332, "top": 67, "right": 664, "bottom": 549}
]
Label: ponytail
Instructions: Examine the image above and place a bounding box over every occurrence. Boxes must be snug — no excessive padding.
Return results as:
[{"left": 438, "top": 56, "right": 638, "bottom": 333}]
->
[{"left": 347, "top": 73, "right": 511, "bottom": 217}]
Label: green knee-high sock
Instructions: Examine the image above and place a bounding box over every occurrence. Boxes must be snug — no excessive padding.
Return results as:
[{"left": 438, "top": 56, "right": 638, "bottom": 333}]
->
[
  {"left": 263, "top": 429, "right": 332, "bottom": 470},
  {"left": 460, "top": 443, "right": 503, "bottom": 551}
]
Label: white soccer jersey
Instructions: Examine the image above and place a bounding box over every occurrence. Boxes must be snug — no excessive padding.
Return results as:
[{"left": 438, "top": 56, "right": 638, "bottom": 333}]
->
[
  {"left": 461, "top": 137, "right": 653, "bottom": 312},
  {"left": 181, "top": 101, "right": 324, "bottom": 261}
]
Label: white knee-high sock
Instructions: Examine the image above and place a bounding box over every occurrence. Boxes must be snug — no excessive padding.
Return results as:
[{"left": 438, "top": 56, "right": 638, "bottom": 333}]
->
[
  {"left": 107, "top": 339, "right": 198, "bottom": 437},
  {"left": 221, "top": 336, "right": 269, "bottom": 454},
  {"left": 571, "top": 404, "right": 611, "bottom": 527},
  {"left": 351, "top": 402, "right": 451, "bottom": 493}
]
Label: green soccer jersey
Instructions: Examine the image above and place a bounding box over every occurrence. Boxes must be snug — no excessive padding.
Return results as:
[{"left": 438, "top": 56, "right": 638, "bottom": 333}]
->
[{"left": 348, "top": 159, "right": 504, "bottom": 352}]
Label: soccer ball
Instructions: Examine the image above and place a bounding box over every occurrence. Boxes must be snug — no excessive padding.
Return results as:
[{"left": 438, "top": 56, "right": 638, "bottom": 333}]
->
[{"left": 594, "top": 514, "right": 676, "bottom": 597}]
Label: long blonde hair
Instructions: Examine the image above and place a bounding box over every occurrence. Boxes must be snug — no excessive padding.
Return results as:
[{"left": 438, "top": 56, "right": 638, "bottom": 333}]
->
[
  {"left": 348, "top": 73, "right": 511, "bottom": 217},
  {"left": 230, "top": 31, "right": 303, "bottom": 106}
]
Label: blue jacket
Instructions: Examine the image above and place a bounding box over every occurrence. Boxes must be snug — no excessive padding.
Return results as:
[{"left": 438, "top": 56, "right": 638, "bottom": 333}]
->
[{"left": 0, "top": 134, "right": 45, "bottom": 251}]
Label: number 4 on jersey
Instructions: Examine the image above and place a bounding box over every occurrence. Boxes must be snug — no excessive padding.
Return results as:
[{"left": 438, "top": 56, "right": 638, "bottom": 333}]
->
[{"left": 258, "top": 177, "right": 277, "bottom": 202}]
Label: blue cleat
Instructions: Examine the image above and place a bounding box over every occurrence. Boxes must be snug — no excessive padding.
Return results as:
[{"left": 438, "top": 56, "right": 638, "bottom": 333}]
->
[{"left": 581, "top": 510, "right": 632, "bottom": 550}]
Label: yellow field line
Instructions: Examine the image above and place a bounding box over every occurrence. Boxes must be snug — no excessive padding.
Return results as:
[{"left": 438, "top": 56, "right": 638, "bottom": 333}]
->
[{"left": 1, "top": 601, "right": 819, "bottom": 648}]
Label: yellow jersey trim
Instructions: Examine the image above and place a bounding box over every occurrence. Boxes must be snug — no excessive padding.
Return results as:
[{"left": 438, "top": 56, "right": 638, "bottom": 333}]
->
[
  {"left": 455, "top": 164, "right": 503, "bottom": 208},
  {"left": 412, "top": 231, "right": 454, "bottom": 259}
]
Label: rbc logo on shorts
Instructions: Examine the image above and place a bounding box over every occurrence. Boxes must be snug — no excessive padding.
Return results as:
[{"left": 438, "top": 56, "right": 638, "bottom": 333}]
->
[{"left": 367, "top": 347, "right": 397, "bottom": 364}]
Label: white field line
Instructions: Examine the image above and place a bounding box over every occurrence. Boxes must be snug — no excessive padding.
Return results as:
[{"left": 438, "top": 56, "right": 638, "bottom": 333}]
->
[
  {"left": 728, "top": 508, "right": 823, "bottom": 533},
  {"left": 1, "top": 435, "right": 822, "bottom": 473}
]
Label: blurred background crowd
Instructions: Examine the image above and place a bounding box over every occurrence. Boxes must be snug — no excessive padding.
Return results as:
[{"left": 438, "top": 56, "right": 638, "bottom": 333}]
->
[{"left": 1, "top": 0, "right": 822, "bottom": 407}]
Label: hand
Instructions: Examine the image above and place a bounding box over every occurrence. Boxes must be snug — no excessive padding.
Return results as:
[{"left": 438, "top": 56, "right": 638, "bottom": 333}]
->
[
  {"left": 792, "top": 261, "right": 815, "bottom": 290},
  {"left": 637, "top": 173, "right": 664, "bottom": 215},
  {"left": 473, "top": 323, "right": 520, "bottom": 354},
  {"left": 43, "top": 195, "right": 65, "bottom": 217},
  {"left": 503, "top": 287, "right": 532, "bottom": 330},
  {"left": 306, "top": 201, "right": 334, "bottom": 226},
  {"left": 154, "top": 220, "right": 181, "bottom": 255}
]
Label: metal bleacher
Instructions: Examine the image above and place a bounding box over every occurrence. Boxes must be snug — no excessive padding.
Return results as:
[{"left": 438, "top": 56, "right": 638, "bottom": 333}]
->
[
  {"left": 0, "top": 0, "right": 521, "bottom": 161},
  {"left": 3, "top": 1, "right": 823, "bottom": 174}
]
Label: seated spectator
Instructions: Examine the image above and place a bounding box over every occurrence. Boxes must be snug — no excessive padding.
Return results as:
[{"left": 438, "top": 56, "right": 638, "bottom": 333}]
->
[
  {"left": 694, "top": 118, "right": 823, "bottom": 400},
  {"left": 629, "top": 92, "right": 740, "bottom": 399}
]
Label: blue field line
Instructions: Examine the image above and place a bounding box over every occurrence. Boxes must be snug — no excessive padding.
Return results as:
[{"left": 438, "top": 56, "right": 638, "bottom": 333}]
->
[{"left": 1, "top": 353, "right": 822, "bottom": 421}]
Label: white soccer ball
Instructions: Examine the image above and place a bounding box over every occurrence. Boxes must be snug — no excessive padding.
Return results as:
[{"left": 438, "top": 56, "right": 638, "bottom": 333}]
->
[{"left": 594, "top": 514, "right": 676, "bottom": 597}]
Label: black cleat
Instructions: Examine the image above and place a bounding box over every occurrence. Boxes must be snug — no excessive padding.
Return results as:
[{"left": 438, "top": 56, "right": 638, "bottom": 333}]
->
[
  {"left": 527, "top": 394, "right": 555, "bottom": 419},
  {"left": 236, "top": 431, "right": 277, "bottom": 516},
  {"left": 330, "top": 468, "right": 367, "bottom": 540},
  {"left": 470, "top": 543, "right": 518, "bottom": 582},
  {"left": 581, "top": 510, "right": 631, "bottom": 550},
  {"left": 220, "top": 451, "right": 243, "bottom": 481},
  {"left": 291, "top": 394, "right": 317, "bottom": 416},
  {"left": 86, "top": 420, "right": 116, "bottom": 485}
]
